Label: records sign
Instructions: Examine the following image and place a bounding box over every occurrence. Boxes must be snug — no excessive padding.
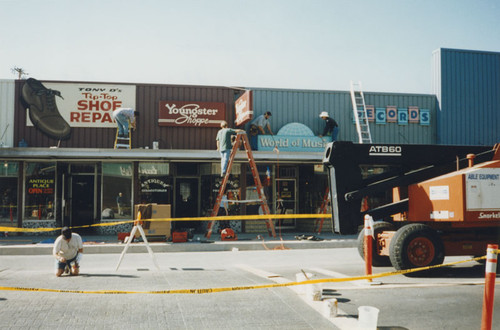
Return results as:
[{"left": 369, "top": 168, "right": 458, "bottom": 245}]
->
[{"left": 158, "top": 101, "right": 225, "bottom": 127}]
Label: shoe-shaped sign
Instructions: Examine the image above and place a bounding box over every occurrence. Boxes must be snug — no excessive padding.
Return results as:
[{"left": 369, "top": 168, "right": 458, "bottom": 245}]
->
[{"left": 21, "top": 78, "right": 136, "bottom": 140}]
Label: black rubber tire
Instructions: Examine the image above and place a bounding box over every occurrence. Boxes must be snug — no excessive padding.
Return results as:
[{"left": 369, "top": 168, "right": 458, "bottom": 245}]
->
[
  {"left": 389, "top": 223, "right": 445, "bottom": 271},
  {"left": 357, "top": 221, "right": 396, "bottom": 267}
]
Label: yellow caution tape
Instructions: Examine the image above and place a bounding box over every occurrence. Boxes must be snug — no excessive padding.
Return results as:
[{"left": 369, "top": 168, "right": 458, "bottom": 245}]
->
[
  {"left": 0, "top": 255, "right": 495, "bottom": 295},
  {"left": 0, "top": 214, "right": 331, "bottom": 232}
]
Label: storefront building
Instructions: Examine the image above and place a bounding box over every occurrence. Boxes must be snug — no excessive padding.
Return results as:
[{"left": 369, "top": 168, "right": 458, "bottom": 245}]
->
[{"left": 1, "top": 48, "right": 498, "bottom": 235}]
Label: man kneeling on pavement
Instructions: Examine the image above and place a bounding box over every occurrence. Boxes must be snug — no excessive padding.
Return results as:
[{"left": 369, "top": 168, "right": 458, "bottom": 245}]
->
[{"left": 53, "top": 227, "right": 83, "bottom": 277}]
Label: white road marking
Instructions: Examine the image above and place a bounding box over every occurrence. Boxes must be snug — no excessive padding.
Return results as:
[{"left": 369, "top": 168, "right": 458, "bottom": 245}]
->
[{"left": 237, "top": 264, "right": 358, "bottom": 330}]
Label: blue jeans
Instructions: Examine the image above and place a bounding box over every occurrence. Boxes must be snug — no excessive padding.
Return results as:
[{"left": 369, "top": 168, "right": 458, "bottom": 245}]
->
[
  {"left": 332, "top": 127, "right": 339, "bottom": 141},
  {"left": 115, "top": 113, "right": 129, "bottom": 136},
  {"left": 220, "top": 149, "right": 231, "bottom": 175}
]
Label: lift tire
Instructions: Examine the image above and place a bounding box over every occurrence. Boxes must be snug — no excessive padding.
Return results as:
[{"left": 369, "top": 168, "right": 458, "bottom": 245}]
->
[
  {"left": 389, "top": 223, "right": 445, "bottom": 273},
  {"left": 357, "top": 221, "right": 395, "bottom": 267}
]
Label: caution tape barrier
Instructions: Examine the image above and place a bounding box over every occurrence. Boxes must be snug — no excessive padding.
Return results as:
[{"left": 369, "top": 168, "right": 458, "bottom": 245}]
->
[
  {"left": 0, "top": 214, "right": 331, "bottom": 233},
  {"left": 0, "top": 253, "right": 497, "bottom": 295}
]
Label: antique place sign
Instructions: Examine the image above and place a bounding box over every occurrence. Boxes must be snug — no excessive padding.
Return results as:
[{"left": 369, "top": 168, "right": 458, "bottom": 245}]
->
[{"left": 158, "top": 101, "right": 225, "bottom": 127}]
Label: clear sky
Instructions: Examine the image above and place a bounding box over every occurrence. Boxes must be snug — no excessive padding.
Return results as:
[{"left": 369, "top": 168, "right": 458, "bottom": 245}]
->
[{"left": 1, "top": 0, "right": 499, "bottom": 94}]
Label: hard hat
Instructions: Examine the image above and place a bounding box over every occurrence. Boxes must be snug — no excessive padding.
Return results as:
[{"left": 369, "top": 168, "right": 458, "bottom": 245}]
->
[{"left": 319, "top": 111, "right": 329, "bottom": 118}]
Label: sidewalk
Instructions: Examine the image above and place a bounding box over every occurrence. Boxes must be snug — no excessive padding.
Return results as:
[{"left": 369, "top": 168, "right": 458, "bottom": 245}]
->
[{"left": 0, "top": 231, "right": 357, "bottom": 255}]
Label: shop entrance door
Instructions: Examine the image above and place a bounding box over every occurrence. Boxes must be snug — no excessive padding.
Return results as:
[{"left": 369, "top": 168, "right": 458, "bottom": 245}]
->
[
  {"left": 275, "top": 178, "right": 296, "bottom": 229},
  {"left": 174, "top": 177, "right": 199, "bottom": 231},
  {"left": 70, "top": 174, "right": 95, "bottom": 232}
]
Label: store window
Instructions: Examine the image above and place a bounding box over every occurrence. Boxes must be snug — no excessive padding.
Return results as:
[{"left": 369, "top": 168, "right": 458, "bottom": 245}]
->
[
  {"left": 201, "top": 163, "right": 241, "bottom": 232},
  {"left": 138, "top": 162, "right": 172, "bottom": 204},
  {"left": 25, "top": 162, "right": 56, "bottom": 220},
  {"left": 102, "top": 163, "right": 133, "bottom": 219},
  {"left": 246, "top": 164, "right": 272, "bottom": 214},
  {"left": 1, "top": 162, "right": 19, "bottom": 224}
]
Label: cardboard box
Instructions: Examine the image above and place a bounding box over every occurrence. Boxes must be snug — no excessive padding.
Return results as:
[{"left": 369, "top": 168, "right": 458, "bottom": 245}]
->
[{"left": 133, "top": 204, "right": 171, "bottom": 239}]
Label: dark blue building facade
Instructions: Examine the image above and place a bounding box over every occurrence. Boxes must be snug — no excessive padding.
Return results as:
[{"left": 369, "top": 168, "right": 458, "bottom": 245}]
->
[{"left": 432, "top": 48, "right": 500, "bottom": 146}]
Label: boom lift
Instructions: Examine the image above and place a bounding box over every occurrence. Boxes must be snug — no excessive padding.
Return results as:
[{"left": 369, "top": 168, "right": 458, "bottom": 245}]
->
[{"left": 323, "top": 141, "right": 499, "bottom": 270}]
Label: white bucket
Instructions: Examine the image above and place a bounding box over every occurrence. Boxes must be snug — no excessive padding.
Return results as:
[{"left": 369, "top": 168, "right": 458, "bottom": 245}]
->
[
  {"left": 323, "top": 298, "right": 338, "bottom": 318},
  {"left": 357, "top": 306, "right": 379, "bottom": 330},
  {"left": 152, "top": 141, "right": 159, "bottom": 149},
  {"left": 295, "top": 272, "right": 314, "bottom": 294}
]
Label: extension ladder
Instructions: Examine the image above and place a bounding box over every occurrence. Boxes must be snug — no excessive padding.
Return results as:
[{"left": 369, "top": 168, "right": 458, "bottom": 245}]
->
[
  {"left": 205, "top": 132, "right": 276, "bottom": 239},
  {"left": 114, "top": 129, "right": 131, "bottom": 149},
  {"left": 350, "top": 81, "right": 372, "bottom": 144}
]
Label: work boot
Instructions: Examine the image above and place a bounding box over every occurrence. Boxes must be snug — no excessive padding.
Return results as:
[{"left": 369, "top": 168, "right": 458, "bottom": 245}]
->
[{"left": 21, "top": 78, "right": 71, "bottom": 140}]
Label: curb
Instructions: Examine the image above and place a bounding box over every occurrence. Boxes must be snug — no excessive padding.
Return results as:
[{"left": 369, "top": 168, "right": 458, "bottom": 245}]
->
[{"left": 0, "top": 239, "right": 357, "bottom": 255}]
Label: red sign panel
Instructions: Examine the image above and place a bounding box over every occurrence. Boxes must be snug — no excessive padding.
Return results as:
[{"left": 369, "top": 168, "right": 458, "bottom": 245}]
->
[
  {"left": 234, "top": 90, "right": 253, "bottom": 126},
  {"left": 158, "top": 101, "right": 225, "bottom": 127}
]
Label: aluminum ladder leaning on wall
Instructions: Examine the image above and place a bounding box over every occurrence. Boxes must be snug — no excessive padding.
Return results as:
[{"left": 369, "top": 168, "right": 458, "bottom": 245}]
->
[{"left": 350, "top": 81, "right": 372, "bottom": 144}]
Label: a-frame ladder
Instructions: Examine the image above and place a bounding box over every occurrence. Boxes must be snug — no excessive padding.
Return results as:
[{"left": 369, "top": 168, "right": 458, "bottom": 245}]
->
[
  {"left": 205, "top": 132, "right": 276, "bottom": 239},
  {"left": 350, "top": 81, "right": 372, "bottom": 144}
]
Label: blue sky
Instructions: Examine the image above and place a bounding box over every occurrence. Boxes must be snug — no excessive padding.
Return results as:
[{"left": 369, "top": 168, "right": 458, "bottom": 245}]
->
[{"left": 1, "top": 0, "right": 499, "bottom": 94}]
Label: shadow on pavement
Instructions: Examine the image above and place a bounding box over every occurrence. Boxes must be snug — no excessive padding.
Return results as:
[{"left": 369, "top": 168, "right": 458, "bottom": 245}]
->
[{"left": 80, "top": 273, "right": 139, "bottom": 278}]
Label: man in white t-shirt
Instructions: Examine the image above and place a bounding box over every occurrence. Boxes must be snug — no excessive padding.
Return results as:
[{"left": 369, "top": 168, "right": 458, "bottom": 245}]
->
[
  {"left": 112, "top": 108, "right": 139, "bottom": 138},
  {"left": 53, "top": 227, "right": 83, "bottom": 277}
]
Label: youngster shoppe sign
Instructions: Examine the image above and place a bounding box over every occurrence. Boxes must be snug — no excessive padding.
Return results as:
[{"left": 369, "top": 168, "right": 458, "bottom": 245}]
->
[
  {"left": 158, "top": 101, "right": 225, "bottom": 127},
  {"left": 28, "top": 82, "right": 136, "bottom": 128}
]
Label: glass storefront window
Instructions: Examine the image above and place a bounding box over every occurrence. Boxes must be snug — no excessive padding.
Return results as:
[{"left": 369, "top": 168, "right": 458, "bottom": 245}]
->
[
  {"left": 1, "top": 162, "right": 19, "bottom": 223},
  {"left": 102, "top": 163, "right": 133, "bottom": 219},
  {"left": 25, "top": 162, "right": 56, "bottom": 220},
  {"left": 138, "top": 162, "right": 172, "bottom": 205}
]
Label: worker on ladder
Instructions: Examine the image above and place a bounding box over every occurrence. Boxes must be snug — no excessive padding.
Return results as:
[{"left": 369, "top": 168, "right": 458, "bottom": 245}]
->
[
  {"left": 216, "top": 121, "right": 243, "bottom": 177},
  {"left": 112, "top": 108, "right": 139, "bottom": 138}
]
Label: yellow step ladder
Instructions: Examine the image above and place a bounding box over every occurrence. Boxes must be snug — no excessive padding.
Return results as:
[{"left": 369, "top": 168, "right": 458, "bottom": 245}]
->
[{"left": 114, "top": 129, "right": 131, "bottom": 149}]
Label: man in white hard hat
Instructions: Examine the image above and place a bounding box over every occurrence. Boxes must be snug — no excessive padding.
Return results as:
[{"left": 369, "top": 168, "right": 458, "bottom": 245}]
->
[{"left": 319, "top": 111, "right": 339, "bottom": 141}]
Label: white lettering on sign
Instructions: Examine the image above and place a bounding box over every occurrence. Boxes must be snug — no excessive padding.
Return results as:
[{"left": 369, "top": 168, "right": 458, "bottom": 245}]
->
[
  {"left": 478, "top": 212, "right": 500, "bottom": 219},
  {"left": 260, "top": 138, "right": 290, "bottom": 148},
  {"left": 368, "top": 145, "right": 402, "bottom": 156},
  {"left": 159, "top": 100, "right": 225, "bottom": 127},
  {"left": 235, "top": 99, "right": 247, "bottom": 114}
]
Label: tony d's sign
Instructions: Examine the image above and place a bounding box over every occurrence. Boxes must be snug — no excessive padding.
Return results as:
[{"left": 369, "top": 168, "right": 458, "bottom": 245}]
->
[{"left": 158, "top": 101, "right": 225, "bottom": 127}]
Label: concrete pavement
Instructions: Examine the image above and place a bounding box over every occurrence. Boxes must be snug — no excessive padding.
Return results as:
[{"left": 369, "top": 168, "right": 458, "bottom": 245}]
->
[{"left": 0, "top": 232, "right": 358, "bottom": 255}]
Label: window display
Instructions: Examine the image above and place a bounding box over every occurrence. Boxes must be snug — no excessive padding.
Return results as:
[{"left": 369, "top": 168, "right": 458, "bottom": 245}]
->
[
  {"left": 1, "top": 162, "right": 18, "bottom": 223},
  {"left": 101, "top": 163, "right": 132, "bottom": 219},
  {"left": 24, "top": 162, "right": 55, "bottom": 220}
]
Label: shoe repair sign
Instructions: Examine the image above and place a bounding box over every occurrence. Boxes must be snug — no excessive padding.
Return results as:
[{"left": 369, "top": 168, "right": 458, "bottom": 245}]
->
[
  {"left": 158, "top": 101, "right": 225, "bottom": 127},
  {"left": 27, "top": 82, "right": 136, "bottom": 128}
]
